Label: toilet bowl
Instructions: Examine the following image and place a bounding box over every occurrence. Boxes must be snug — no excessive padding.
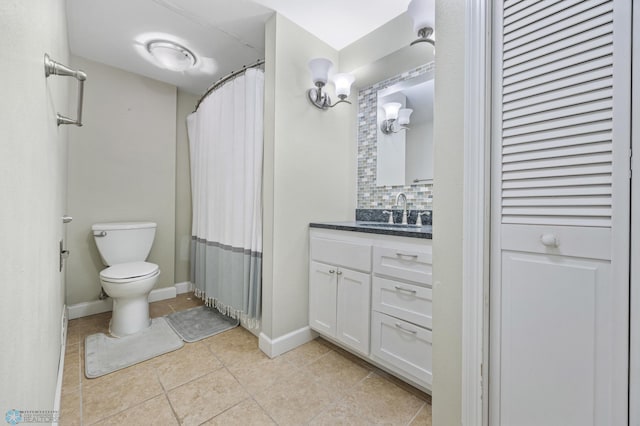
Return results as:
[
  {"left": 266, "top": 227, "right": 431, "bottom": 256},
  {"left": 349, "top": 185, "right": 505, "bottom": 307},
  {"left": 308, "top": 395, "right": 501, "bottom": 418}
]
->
[
  {"left": 92, "top": 222, "right": 160, "bottom": 337},
  {"left": 99, "top": 261, "right": 160, "bottom": 337}
]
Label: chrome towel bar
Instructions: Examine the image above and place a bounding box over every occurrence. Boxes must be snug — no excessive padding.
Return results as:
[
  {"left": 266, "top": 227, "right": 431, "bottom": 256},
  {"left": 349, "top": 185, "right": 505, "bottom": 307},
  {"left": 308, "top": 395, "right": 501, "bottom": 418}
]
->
[{"left": 44, "top": 53, "right": 87, "bottom": 127}]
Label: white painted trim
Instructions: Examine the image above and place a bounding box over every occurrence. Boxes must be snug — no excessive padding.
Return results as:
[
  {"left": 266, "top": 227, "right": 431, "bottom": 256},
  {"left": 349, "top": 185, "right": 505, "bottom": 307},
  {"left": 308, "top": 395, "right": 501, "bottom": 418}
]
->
[
  {"left": 610, "top": 2, "right": 633, "bottom": 423},
  {"left": 488, "top": 6, "right": 505, "bottom": 423},
  {"left": 258, "top": 326, "right": 318, "bottom": 358},
  {"left": 147, "top": 286, "right": 176, "bottom": 303},
  {"left": 175, "top": 281, "right": 193, "bottom": 294},
  {"left": 630, "top": 1, "right": 640, "bottom": 424},
  {"left": 67, "top": 283, "right": 188, "bottom": 319},
  {"left": 462, "top": 0, "right": 491, "bottom": 425},
  {"left": 67, "top": 298, "right": 113, "bottom": 320},
  {"left": 53, "top": 305, "right": 67, "bottom": 425}
]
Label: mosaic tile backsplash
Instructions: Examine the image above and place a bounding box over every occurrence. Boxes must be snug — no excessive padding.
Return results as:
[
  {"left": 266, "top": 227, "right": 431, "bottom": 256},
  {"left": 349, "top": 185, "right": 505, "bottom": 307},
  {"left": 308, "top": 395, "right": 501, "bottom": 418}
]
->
[{"left": 357, "top": 62, "right": 435, "bottom": 210}]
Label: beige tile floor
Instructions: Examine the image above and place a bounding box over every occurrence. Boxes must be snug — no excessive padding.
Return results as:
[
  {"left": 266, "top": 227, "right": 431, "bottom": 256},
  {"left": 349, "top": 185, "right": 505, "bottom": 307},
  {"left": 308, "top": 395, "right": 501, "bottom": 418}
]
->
[{"left": 60, "top": 293, "right": 432, "bottom": 425}]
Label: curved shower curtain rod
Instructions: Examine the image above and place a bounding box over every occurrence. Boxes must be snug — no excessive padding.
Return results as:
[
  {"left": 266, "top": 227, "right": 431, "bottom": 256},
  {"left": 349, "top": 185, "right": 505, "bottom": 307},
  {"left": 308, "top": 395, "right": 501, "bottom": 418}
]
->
[{"left": 194, "top": 59, "right": 265, "bottom": 112}]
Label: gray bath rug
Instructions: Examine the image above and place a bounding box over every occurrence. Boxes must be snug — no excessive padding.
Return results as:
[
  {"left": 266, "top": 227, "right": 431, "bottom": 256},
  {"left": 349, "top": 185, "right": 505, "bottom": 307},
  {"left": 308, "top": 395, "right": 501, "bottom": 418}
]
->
[
  {"left": 165, "top": 305, "right": 239, "bottom": 343},
  {"left": 84, "top": 317, "right": 183, "bottom": 378}
]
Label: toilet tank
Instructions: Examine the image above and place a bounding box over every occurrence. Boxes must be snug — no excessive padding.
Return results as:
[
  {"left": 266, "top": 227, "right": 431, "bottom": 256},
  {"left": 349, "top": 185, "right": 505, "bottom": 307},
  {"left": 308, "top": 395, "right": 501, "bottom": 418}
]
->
[{"left": 92, "top": 222, "right": 156, "bottom": 266}]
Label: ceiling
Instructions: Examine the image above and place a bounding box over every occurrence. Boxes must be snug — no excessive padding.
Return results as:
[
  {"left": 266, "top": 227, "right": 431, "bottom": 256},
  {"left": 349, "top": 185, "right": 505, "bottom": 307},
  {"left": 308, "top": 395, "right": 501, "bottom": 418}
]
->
[{"left": 66, "top": 0, "right": 412, "bottom": 95}]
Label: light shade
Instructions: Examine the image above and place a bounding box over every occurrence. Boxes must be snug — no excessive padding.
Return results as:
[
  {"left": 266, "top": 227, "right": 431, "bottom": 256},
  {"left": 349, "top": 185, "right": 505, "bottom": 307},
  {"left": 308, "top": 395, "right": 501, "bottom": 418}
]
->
[
  {"left": 332, "top": 73, "right": 355, "bottom": 98},
  {"left": 407, "top": 0, "right": 435, "bottom": 34},
  {"left": 397, "top": 108, "right": 413, "bottom": 125},
  {"left": 383, "top": 102, "right": 402, "bottom": 120},
  {"left": 147, "top": 40, "right": 196, "bottom": 72},
  {"left": 308, "top": 58, "right": 333, "bottom": 86}
]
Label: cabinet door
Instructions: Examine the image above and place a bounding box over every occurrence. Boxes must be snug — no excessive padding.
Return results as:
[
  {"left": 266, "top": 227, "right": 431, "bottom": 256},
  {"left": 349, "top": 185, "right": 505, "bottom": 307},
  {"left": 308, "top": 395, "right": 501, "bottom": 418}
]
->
[
  {"left": 371, "top": 311, "right": 432, "bottom": 389},
  {"left": 491, "top": 1, "right": 630, "bottom": 424},
  {"left": 372, "top": 276, "right": 432, "bottom": 330},
  {"left": 309, "top": 261, "right": 337, "bottom": 337},
  {"left": 336, "top": 268, "right": 371, "bottom": 355}
]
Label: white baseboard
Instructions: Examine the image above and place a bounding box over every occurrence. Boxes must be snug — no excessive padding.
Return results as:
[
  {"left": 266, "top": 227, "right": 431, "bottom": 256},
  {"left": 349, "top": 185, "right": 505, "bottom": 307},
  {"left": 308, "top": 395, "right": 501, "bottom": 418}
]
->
[
  {"left": 67, "top": 298, "right": 113, "bottom": 320},
  {"left": 53, "top": 305, "right": 68, "bottom": 424},
  {"left": 67, "top": 282, "right": 193, "bottom": 320},
  {"left": 259, "top": 326, "right": 318, "bottom": 358},
  {"left": 147, "top": 286, "right": 176, "bottom": 303},
  {"left": 175, "top": 281, "right": 193, "bottom": 294}
]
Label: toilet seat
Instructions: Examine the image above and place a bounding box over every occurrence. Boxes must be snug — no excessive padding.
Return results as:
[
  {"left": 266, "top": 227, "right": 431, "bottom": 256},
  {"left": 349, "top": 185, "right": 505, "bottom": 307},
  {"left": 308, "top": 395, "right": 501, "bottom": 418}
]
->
[{"left": 100, "top": 261, "right": 159, "bottom": 284}]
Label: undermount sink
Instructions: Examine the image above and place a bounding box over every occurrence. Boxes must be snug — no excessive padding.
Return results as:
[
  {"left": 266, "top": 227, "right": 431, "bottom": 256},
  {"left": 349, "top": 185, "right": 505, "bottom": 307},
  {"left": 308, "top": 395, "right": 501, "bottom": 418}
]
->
[{"left": 358, "top": 222, "right": 422, "bottom": 229}]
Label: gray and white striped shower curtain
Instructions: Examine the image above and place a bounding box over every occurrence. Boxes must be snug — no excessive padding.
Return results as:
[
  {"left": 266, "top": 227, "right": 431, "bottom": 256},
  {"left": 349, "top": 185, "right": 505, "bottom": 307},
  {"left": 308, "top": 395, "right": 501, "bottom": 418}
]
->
[{"left": 186, "top": 68, "right": 264, "bottom": 328}]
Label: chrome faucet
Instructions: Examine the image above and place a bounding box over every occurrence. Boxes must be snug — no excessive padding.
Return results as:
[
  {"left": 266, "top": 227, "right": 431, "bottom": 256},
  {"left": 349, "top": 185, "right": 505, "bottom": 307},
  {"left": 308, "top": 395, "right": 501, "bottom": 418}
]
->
[{"left": 395, "top": 192, "right": 408, "bottom": 225}]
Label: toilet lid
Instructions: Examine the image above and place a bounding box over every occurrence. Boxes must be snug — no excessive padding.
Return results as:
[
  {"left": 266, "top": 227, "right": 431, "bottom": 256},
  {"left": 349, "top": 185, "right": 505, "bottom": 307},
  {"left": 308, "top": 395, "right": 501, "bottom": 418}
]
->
[{"left": 100, "top": 262, "right": 159, "bottom": 280}]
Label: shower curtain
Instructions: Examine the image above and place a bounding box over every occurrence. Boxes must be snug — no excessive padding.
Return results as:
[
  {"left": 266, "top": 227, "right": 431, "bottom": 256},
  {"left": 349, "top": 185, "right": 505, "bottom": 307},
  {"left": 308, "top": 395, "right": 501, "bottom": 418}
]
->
[{"left": 186, "top": 68, "right": 264, "bottom": 328}]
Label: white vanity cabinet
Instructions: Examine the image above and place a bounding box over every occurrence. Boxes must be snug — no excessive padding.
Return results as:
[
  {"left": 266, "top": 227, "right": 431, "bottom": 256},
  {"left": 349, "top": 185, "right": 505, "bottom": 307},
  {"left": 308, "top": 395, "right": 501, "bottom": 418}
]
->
[
  {"left": 309, "top": 231, "right": 372, "bottom": 356},
  {"left": 309, "top": 227, "right": 433, "bottom": 392},
  {"left": 370, "top": 240, "right": 433, "bottom": 390}
]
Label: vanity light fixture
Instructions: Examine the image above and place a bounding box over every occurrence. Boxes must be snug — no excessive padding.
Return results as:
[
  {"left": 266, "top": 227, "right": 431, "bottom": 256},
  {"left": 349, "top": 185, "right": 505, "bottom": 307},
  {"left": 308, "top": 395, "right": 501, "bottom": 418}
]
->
[
  {"left": 146, "top": 40, "right": 197, "bottom": 72},
  {"left": 407, "top": 0, "right": 435, "bottom": 47},
  {"left": 381, "top": 102, "right": 413, "bottom": 134},
  {"left": 307, "top": 58, "right": 355, "bottom": 110}
]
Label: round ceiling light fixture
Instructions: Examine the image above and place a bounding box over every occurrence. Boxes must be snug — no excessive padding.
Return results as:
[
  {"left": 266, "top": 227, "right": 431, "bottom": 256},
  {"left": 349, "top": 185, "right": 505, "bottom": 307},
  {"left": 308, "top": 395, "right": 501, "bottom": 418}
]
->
[{"left": 146, "top": 40, "right": 197, "bottom": 72}]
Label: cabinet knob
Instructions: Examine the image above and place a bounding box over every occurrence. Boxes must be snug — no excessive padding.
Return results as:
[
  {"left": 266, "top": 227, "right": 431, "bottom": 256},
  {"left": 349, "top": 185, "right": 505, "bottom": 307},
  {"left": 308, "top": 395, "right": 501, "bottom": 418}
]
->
[
  {"left": 336, "top": 270, "right": 343, "bottom": 275},
  {"left": 540, "top": 233, "right": 559, "bottom": 247},
  {"left": 329, "top": 270, "right": 335, "bottom": 274}
]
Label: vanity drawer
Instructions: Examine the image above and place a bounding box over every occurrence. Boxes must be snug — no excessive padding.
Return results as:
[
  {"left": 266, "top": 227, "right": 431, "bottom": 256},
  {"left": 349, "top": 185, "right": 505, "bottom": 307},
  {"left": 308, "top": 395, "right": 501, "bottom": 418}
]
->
[
  {"left": 372, "top": 245, "right": 432, "bottom": 284},
  {"left": 311, "top": 236, "right": 371, "bottom": 272},
  {"left": 371, "top": 311, "right": 432, "bottom": 388},
  {"left": 372, "top": 277, "right": 432, "bottom": 329}
]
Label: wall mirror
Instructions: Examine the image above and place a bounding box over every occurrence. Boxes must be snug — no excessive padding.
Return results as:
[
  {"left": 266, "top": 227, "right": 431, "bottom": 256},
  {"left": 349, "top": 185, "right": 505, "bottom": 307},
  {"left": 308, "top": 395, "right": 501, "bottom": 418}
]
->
[{"left": 376, "top": 70, "right": 434, "bottom": 187}]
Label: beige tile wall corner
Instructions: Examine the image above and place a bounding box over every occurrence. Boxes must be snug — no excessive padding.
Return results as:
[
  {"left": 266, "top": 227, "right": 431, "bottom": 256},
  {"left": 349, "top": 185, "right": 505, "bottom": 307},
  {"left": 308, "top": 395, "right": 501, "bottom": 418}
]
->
[
  {"left": 432, "top": 0, "right": 466, "bottom": 424},
  {"left": 175, "top": 90, "right": 198, "bottom": 284},
  {"left": 66, "top": 56, "right": 177, "bottom": 305}
]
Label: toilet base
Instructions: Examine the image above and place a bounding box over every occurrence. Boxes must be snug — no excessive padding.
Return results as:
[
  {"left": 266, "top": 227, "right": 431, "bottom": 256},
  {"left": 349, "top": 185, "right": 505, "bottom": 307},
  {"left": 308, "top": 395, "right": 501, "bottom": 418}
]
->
[{"left": 109, "top": 294, "right": 151, "bottom": 337}]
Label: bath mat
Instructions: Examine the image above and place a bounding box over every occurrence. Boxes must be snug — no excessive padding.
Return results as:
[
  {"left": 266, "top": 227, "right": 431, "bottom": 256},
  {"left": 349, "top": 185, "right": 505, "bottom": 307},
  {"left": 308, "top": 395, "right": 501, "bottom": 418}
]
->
[
  {"left": 84, "top": 317, "right": 183, "bottom": 378},
  {"left": 165, "top": 305, "right": 239, "bottom": 343}
]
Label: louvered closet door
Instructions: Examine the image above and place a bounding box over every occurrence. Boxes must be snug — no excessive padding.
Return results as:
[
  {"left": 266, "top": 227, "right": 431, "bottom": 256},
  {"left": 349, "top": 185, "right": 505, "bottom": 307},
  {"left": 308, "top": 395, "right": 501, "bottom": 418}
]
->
[{"left": 490, "top": 1, "right": 631, "bottom": 425}]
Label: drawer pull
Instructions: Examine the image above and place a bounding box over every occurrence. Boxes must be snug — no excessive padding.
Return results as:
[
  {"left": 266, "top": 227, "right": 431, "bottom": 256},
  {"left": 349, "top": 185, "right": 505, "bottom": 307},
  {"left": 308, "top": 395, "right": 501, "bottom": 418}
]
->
[
  {"left": 394, "top": 285, "right": 417, "bottom": 294},
  {"left": 395, "top": 323, "right": 418, "bottom": 335},
  {"left": 395, "top": 252, "right": 418, "bottom": 259}
]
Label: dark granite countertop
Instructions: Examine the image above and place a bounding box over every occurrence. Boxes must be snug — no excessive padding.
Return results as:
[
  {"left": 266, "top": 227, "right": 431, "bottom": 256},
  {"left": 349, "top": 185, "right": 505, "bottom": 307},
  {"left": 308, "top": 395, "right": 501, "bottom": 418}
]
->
[{"left": 309, "top": 221, "right": 432, "bottom": 240}]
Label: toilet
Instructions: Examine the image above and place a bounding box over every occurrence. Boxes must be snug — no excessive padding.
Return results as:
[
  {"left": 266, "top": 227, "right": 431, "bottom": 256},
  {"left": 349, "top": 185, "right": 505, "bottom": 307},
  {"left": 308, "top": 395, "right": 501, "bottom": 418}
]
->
[{"left": 92, "top": 221, "right": 160, "bottom": 337}]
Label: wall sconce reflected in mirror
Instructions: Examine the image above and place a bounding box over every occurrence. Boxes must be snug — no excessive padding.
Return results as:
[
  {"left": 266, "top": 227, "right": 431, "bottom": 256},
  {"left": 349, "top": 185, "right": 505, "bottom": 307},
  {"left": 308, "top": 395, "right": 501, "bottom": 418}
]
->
[
  {"left": 307, "top": 57, "right": 355, "bottom": 110},
  {"left": 408, "top": 0, "right": 435, "bottom": 47},
  {"left": 381, "top": 102, "right": 413, "bottom": 134}
]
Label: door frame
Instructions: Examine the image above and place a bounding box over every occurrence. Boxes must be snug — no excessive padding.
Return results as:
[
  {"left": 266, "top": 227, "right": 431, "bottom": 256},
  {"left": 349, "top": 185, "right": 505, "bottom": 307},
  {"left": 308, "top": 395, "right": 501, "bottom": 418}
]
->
[
  {"left": 463, "top": 1, "right": 636, "bottom": 424},
  {"left": 462, "top": 0, "right": 491, "bottom": 424},
  {"left": 630, "top": 1, "right": 639, "bottom": 423}
]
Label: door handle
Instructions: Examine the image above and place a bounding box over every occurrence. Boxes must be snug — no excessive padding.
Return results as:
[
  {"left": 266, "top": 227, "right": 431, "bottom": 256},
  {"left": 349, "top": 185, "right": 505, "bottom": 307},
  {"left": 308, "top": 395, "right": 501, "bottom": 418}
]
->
[{"left": 59, "top": 240, "right": 70, "bottom": 272}]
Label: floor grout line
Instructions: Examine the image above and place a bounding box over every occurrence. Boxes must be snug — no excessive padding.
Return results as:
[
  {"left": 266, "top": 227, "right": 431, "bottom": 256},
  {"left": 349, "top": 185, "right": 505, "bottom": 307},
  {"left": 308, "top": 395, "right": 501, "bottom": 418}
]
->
[{"left": 405, "top": 401, "right": 427, "bottom": 426}]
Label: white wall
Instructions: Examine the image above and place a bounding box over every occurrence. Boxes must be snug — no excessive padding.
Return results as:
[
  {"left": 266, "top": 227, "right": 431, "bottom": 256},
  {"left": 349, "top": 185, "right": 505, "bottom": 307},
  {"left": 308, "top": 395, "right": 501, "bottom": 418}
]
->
[
  {"left": 66, "top": 56, "right": 177, "bottom": 305},
  {"left": 261, "top": 14, "right": 355, "bottom": 342},
  {"left": 0, "top": 0, "right": 69, "bottom": 412},
  {"left": 175, "top": 90, "right": 198, "bottom": 284},
  {"left": 432, "top": 0, "right": 465, "bottom": 424}
]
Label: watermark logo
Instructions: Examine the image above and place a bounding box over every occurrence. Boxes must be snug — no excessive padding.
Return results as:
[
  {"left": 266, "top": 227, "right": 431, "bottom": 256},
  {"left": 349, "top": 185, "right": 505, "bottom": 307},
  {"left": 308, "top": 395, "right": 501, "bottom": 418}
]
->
[
  {"left": 4, "top": 410, "right": 58, "bottom": 424},
  {"left": 4, "top": 410, "right": 22, "bottom": 425}
]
